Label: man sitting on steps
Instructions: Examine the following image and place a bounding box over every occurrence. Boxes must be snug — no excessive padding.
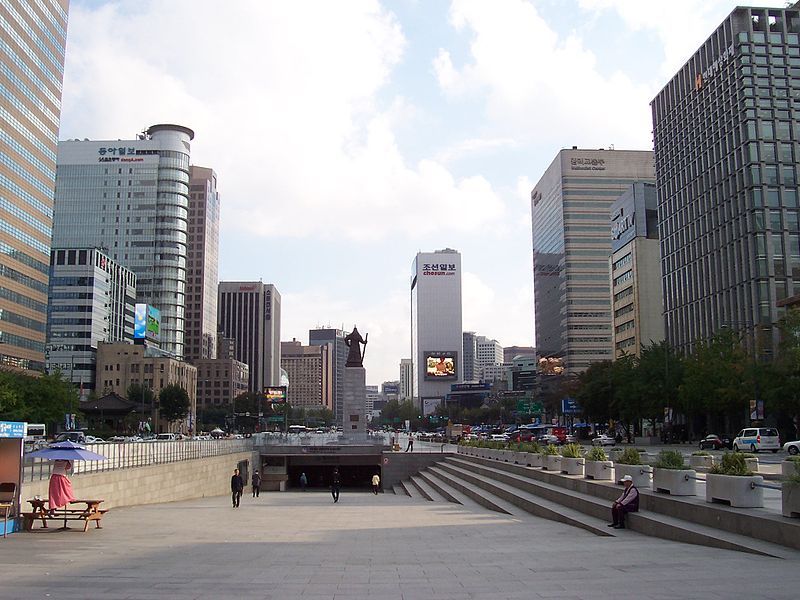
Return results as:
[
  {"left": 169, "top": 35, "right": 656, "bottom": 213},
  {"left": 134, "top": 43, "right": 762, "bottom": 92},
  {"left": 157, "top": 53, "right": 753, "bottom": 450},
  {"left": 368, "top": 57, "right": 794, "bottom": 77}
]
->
[{"left": 609, "top": 474, "right": 639, "bottom": 529}]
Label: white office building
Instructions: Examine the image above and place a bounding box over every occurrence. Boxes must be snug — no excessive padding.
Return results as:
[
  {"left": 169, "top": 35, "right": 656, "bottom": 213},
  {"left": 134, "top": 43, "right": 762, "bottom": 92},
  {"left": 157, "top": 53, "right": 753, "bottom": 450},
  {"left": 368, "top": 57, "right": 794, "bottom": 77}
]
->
[
  {"left": 476, "top": 336, "right": 503, "bottom": 372},
  {"left": 399, "top": 358, "right": 412, "bottom": 400},
  {"left": 46, "top": 248, "right": 136, "bottom": 398},
  {"left": 52, "top": 124, "right": 194, "bottom": 358},
  {"left": 411, "top": 248, "right": 463, "bottom": 412}
]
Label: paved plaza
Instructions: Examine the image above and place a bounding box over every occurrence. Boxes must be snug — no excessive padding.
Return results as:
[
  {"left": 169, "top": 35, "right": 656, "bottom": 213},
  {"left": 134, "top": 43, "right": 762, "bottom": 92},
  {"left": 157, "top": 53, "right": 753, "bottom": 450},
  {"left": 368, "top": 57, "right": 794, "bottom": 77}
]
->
[{"left": 1, "top": 490, "right": 799, "bottom": 600}]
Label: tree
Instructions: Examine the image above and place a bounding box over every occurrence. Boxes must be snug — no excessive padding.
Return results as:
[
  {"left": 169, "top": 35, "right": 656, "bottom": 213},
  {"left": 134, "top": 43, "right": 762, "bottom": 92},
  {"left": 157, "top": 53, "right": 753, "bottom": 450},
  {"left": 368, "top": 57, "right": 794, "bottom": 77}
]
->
[
  {"left": 158, "top": 384, "right": 190, "bottom": 423},
  {"left": 127, "top": 383, "right": 155, "bottom": 410},
  {"left": 575, "top": 361, "right": 614, "bottom": 424},
  {"left": 767, "top": 310, "right": 800, "bottom": 441}
]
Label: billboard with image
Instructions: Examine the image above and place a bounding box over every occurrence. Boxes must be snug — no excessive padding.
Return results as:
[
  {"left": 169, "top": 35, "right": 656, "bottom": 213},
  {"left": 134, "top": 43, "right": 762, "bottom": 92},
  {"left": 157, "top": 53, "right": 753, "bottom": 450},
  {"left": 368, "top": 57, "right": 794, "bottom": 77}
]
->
[
  {"left": 134, "top": 304, "right": 161, "bottom": 342},
  {"left": 424, "top": 352, "right": 457, "bottom": 380}
]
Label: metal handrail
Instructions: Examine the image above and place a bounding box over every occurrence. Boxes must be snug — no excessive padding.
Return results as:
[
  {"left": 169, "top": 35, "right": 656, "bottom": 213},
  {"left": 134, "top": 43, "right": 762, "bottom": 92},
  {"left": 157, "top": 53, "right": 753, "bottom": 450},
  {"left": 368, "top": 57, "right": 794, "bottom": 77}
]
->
[{"left": 21, "top": 438, "right": 253, "bottom": 482}]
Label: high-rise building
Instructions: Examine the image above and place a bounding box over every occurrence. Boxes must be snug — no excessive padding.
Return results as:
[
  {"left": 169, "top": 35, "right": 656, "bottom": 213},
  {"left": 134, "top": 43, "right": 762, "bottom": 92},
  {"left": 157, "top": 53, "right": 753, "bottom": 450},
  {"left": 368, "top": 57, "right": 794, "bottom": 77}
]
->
[
  {"left": 462, "top": 332, "right": 478, "bottom": 382},
  {"left": 531, "top": 148, "right": 654, "bottom": 374},
  {"left": 0, "top": 0, "right": 70, "bottom": 372},
  {"left": 217, "top": 282, "right": 281, "bottom": 392},
  {"left": 46, "top": 248, "right": 136, "bottom": 398},
  {"left": 365, "top": 384, "right": 380, "bottom": 415},
  {"left": 309, "top": 328, "right": 346, "bottom": 418},
  {"left": 652, "top": 4, "right": 800, "bottom": 357},
  {"left": 411, "top": 248, "right": 463, "bottom": 412},
  {"left": 399, "top": 358, "right": 412, "bottom": 400},
  {"left": 185, "top": 166, "right": 220, "bottom": 362},
  {"left": 280, "top": 339, "right": 332, "bottom": 409},
  {"left": 53, "top": 124, "right": 194, "bottom": 358},
  {"left": 609, "top": 182, "right": 664, "bottom": 357},
  {"left": 476, "top": 335, "right": 503, "bottom": 372}
]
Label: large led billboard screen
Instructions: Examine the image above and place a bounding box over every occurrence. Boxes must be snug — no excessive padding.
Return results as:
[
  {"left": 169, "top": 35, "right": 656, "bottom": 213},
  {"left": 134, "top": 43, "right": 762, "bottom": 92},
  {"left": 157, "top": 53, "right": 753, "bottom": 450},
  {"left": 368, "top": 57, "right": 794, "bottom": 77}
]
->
[
  {"left": 134, "top": 304, "right": 161, "bottom": 342},
  {"left": 424, "top": 352, "right": 457, "bottom": 380}
]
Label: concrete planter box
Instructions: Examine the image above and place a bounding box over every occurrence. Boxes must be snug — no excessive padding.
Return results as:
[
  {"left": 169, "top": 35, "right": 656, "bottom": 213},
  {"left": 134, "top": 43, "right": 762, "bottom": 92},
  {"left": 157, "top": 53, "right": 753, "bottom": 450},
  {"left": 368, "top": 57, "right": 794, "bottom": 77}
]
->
[
  {"left": 560, "top": 457, "right": 585, "bottom": 476},
  {"left": 746, "top": 457, "right": 759, "bottom": 473},
  {"left": 689, "top": 455, "right": 714, "bottom": 469},
  {"left": 501, "top": 450, "right": 516, "bottom": 463},
  {"left": 653, "top": 468, "right": 696, "bottom": 496},
  {"left": 614, "top": 463, "right": 651, "bottom": 488},
  {"left": 513, "top": 451, "right": 529, "bottom": 465},
  {"left": 485, "top": 449, "right": 501, "bottom": 460},
  {"left": 542, "top": 455, "right": 561, "bottom": 471},
  {"left": 705, "top": 474, "right": 764, "bottom": 508},
  {"left": 782, "top": 482, "right": 800, "bottom": 518},
  {"left": 781, "top": 460, "right": 800, "bottom": 478},
  {"left": 584, "top": 460, "right": 614, "bottom": 480},
  {"left": 526, "top": 453, "right": 543, "bottom": 468}
]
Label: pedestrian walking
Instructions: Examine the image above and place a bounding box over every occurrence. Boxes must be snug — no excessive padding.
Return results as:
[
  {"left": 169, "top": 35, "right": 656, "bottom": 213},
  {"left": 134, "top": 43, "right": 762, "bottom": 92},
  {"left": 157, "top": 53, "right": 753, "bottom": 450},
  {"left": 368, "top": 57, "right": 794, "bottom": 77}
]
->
[
  {"left": 252, "top": 470, "right": 261, "bottom": 498},
  {"left": 405, "top": 435, "right": 414, "bottom": 452},
  {"left": 300, "top": 472, "right": 308, "bottom": 491},
  {"left": 608, "top": 475, "right": 639, "bottom": 529},
  {"left": 330, "top": 468, "right": 341, "bottom": 503},
  {"left": 231, "top": 468, "right": 244, "bottom": 508},
  {"left": 371, "top": 473, "right": 380, "bottom": 495}
]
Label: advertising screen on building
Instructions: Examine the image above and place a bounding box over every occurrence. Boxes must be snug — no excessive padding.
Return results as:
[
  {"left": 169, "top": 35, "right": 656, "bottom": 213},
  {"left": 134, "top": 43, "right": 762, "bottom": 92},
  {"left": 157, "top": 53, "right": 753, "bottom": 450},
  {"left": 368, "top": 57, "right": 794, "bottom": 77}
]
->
[
  {"left": 424, "top": 352, "right": 457, "bottom": 380},
  {"left": 134, "top": 304, "right": 161, "bottom": 342},
  {"left": 263, "top": 386, "right": 287, "bottom": 403}
]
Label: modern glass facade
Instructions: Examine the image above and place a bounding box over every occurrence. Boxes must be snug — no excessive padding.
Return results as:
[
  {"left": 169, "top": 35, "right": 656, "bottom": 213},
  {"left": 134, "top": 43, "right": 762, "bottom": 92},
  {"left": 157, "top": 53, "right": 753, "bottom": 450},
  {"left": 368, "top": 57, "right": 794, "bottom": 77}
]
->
[
  {"left": 0, "top": 0, "right": 69, "bottom": 372},
  {"left": 309, "top": 328, "right": 346, "bottom": 419},
  {"left": 52, "top": 124, "right": 194, "bottom": 358},
  {"left": 531, "top": 149, "right": 654, "bottom": 374},
  {"left": 652, "top": 6, "right": 800, "bottom": 357}
]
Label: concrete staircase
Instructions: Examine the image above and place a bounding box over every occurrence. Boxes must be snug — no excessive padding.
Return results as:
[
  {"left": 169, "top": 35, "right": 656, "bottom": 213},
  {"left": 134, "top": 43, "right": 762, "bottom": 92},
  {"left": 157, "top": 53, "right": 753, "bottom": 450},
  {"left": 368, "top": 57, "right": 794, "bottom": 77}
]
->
[{"left": 398, "top": 453, "right": 798, "bottom": 558}]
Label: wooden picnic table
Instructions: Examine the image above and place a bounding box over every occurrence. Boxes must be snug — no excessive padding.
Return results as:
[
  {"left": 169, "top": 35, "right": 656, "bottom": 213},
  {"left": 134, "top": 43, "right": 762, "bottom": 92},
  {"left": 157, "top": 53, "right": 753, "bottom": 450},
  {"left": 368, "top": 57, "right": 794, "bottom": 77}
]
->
[{"left": 23, "top": 498, "right": 106, "bottom": 532}]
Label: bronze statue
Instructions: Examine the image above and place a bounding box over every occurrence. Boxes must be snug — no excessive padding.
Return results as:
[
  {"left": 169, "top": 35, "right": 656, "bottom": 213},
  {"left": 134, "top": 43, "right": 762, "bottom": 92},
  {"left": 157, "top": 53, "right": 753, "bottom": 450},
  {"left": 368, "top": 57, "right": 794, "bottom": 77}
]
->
[{"left": 344, "top": 326, "right": 368, "bottom": 367}]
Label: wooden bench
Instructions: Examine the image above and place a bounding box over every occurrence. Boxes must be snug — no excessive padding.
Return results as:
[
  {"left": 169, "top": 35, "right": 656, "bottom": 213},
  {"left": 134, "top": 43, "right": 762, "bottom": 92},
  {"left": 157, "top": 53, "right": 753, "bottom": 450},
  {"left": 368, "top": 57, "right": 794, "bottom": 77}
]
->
[{"left": 22, "top": 498, "right": 107, "bottom": 532}]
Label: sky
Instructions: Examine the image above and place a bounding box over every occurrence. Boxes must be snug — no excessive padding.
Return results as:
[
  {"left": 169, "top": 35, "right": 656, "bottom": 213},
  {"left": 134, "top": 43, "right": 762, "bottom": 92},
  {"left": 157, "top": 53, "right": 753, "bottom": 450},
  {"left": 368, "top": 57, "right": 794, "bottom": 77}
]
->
[{"left": 59, "top": 0, "right": 789, "bottom": 385}]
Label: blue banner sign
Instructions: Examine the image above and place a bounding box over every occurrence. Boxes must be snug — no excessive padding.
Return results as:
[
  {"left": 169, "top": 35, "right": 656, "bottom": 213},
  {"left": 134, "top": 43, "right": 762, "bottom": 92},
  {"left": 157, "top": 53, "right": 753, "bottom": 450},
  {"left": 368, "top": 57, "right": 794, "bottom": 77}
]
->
[
  {"left": 561, "top": 398, "right": 581, "bottom": 415},
  {"left": 0, "top": 421, "right": 26, "bottom": 438}
]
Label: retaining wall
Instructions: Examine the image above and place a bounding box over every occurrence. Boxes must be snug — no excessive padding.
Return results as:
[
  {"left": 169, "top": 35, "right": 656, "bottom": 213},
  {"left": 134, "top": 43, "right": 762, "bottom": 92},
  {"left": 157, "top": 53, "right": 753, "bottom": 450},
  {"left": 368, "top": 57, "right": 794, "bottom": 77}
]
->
[
  {"left": 381, "top": 451, "right": 451, "bottom": 487},
  {"left": 21, "top": 451, "right": 256, "bottom": 509}
]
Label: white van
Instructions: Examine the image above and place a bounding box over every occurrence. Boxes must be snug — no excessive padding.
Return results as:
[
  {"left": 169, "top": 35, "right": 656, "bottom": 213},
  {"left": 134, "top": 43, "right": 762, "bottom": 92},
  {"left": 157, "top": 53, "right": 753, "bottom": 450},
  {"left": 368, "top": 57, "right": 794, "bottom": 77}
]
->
[
  {"left": 732, "top": 427, "right": 780, "bottom": 453},
  {"left": 155, "top": 433, "right": 178, "bottom": 441}
]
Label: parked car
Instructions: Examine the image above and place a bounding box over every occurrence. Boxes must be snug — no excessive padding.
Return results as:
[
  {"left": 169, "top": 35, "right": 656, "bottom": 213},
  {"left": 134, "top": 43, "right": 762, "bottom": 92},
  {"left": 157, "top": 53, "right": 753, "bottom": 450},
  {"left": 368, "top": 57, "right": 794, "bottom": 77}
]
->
[
  {"left": 508, "top": 429, "right": 537, "bottom": 443},
  {"left": 155, "top": 433, "right": 178, "bottom": 442},
  {"left": 698, "top": 434, "right": 732, "bottom": 450},
  {"left": 489, "top": 433, "right": 510, "bottom": 442},
  {"left": 538, "top": 434, "right": 560, "bottom": 446},
  {"left": 783, "top": 440, "right": 800, "bottom": 455},
  {"left": 54, "top": 431, "right": 86, "bottom": 444},
  {"left": 84, "top": 436, "right": 105, "bottom": 444},
  {"left": 591, "top": 434, "right": 615, "bottom": 447},
  {"left": 732, "top": 427, "right": 780, "bottom": 453}
]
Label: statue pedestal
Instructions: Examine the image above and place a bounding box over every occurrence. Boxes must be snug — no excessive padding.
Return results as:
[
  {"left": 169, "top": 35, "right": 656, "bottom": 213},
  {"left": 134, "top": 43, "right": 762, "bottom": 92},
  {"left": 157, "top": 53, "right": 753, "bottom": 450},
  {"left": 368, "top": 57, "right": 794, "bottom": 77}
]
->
[{"left": 342, "top": 366, "right": 367, "bottom": 440}]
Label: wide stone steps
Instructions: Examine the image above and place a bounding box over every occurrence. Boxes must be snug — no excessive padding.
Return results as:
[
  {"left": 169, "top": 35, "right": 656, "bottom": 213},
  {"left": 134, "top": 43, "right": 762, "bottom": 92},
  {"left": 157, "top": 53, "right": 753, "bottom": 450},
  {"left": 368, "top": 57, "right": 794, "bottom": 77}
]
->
[
  {"left": 434, "top": 460, "right": 613, "bottom": 536},
  {"left": 408, "top": 474, "right": 447, "bottom": 502},
  {"left": 446, "top": 455, "right": 793, "bottom": 558},
  {"left": 391, "top": 484, "right": 406, "bottom": 496},
  {"left": 423, "top": 467, "right": 513, "bottom": 515}
]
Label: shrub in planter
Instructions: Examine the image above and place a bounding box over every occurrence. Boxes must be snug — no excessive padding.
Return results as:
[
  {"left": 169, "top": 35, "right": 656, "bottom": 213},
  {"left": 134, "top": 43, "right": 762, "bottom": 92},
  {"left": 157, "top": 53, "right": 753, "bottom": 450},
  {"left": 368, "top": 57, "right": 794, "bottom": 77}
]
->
[
  {"left": 541, "top": 444, "right": 561, "bottom": 471},
  {"left": 652, "top": 450, "right": 696, "bottom": 496},
  {"left": 706, "top": 452, "right": 763, "bottom": 508},
  {"left": 689, "top": 451, "right": 714, "bottom": 469},
  {"left": 734, "top": 452, "right": 759, "bottom": 472},
  {"left": 584, "top": 446, "right": 613, "bottom": 480},
  {"left": 613, "top": 448, "right": 651, "bottom": 487},
  {"left": 559, "top": 443, "right": 585, "bottom": 475}
]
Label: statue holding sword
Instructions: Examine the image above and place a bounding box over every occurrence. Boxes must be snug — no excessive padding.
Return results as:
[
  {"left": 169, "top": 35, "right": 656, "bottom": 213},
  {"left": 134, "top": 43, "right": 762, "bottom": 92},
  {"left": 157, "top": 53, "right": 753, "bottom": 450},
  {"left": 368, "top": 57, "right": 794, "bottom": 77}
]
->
[{"left": 344, "top": 326, "right": 368, "bottom": 367}]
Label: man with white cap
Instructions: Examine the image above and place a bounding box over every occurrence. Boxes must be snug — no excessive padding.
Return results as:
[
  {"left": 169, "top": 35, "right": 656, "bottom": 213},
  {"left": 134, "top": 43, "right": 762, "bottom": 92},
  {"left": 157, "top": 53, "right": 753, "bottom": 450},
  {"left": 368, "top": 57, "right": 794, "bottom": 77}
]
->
[{"left": 609, "top": 474, "right": 639, "bottom": 529}]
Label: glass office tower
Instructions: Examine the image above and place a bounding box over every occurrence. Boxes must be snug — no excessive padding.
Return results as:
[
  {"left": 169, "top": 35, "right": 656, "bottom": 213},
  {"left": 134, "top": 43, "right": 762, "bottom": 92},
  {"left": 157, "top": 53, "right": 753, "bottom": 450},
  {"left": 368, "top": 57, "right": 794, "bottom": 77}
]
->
[
  {"left": 652, "top": 5, "right": 800, "bottom": 358},
  {"left": 0, "top": 0, "right": 70, "bottom": 372}
]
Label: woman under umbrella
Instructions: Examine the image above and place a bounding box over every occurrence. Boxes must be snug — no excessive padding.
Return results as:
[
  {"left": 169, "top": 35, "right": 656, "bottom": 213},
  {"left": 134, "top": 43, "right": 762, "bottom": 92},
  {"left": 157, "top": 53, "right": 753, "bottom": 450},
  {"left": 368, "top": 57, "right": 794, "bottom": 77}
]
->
[
  {"left": 27, "top": 441, "right": 106, "bottom": 527},
  {"left": 49, "top": 459, "right": 75, "bottom": 514}
]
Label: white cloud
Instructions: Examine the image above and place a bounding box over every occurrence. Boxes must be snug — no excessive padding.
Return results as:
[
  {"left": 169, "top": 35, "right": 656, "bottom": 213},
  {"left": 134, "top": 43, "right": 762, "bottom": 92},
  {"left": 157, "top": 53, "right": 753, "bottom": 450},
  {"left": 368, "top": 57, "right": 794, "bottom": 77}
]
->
[
  {"left": 463, "top": 271, "right": 534, "bottom": 348},
  {"left": 435, "top": 136, "right": 519, "bottom": 164},
  {"left": 434, "top": 0, "right": 656, "bottom": 150},
  {"left": 60, "top": 1, "right": 506, "bottom": 243},
  {"left": 577, "top": 0, "right": 789, "bottom": 77}
]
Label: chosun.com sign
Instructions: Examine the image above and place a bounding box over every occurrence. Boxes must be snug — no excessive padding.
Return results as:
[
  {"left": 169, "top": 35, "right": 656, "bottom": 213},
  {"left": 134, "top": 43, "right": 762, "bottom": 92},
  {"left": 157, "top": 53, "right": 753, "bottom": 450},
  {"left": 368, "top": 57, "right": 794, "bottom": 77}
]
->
[{"left": 422, "top": 263, "right": 456, "bottom": 276}]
